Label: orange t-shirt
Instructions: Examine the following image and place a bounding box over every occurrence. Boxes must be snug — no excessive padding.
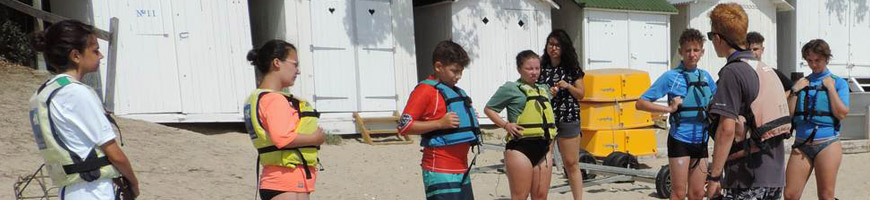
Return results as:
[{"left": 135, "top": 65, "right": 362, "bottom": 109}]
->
[
  {"left": 398, "top": 76, "right": 471, "bottom": 174},
  {"left": 257, "top": 93, "right": 316, "bottom": 192}
]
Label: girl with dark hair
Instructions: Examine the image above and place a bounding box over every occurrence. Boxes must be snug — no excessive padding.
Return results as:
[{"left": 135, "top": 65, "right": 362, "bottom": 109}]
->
[
  {"left": 243, "top": 40, "right": 325, "bottom": 200},
  {"left": 485, "top": 50, "right": 555, "bottom": 200},
  {"left": 784, "top": 39, "right": 849, "bottom": 200},
  {"left": 28, "top": 19, "right": 139, "bottom": 199},
  {"left": 536, "top": 29, "right": 585, "bottom": 199}
]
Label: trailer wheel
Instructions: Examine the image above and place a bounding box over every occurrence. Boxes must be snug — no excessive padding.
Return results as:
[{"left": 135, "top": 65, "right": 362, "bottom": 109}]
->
[
  {"left": 578, "top": 149, "right": 597, "bottom": 180},
  {"left": 655, "top": 165, "right": 671, "bottom": 199},
  {"left": 603, "top": 151, "right": 637, "bottom": 169}
]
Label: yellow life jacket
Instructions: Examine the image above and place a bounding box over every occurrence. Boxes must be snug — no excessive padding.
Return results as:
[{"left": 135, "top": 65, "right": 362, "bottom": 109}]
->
[
  {"left": 28, "top": 76, "right": 121, "bottom": 187},
  {"left": 510, "top": 83, "right": 557, "bottom": 141},
  {"left": 243, "top": 89, "right": 320, "bottom": 178}
]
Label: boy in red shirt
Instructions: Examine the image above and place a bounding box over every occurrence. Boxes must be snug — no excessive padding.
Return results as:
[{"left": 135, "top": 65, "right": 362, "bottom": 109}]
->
[{"left": 398, "top": 41, "right": 480, "bottom": 200}]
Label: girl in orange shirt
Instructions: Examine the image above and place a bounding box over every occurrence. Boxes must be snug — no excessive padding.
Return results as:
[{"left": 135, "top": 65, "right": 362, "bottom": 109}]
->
[{"left": 245, "top": 40, "right": 325, "bottom": 200}]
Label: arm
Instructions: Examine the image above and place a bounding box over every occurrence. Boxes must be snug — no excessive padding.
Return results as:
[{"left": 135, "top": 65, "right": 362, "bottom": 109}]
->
[
  {"left": 484, "top": 107, "right": 522, "bottom": 137},
  {"left": 285, "top": 128, "right": 325, "bottom": 147},
  {"left": 636, "top": 72, "right": 680, "bottom": 113},
  {"left": 706, "top": 115, "right": 737, "bottom": 198},
  {"left": 788, "top": 78, "right": 809, "bottom": 115},
  {"left": 636, "top": 98, "right": 681, "bottom": 114},
  {"left": 823, "top": 77, "right": 850, "bottom": 120},
  {"left": 709, "top": 116, "right": 737, "bottom": 177},
  {"left": 101, "top": 140, "right": 139, "bottom": 197},
  {"left": 260, "top": 94, "right": 324, "bottom": 148},
  {"left": 484, "top": 107, "right": 507, "bottom": 128},
  {"left": 402, "top": 114, "right": 458, "bottom": 135},
  {"left": 787, "top": 92, "right": 798, "bottom": 115},
  {"left": 556, "top": 78, "right": 585, "bottom": 101}
]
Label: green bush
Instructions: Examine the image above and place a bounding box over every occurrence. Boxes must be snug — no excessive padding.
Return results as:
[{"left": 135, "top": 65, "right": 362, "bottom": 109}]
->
[
  {"left": 0, "top": 19, "right": 34, "bottom": 65},
  {"left": 325, "top": 133, "right": 343, "bottom": 146}
]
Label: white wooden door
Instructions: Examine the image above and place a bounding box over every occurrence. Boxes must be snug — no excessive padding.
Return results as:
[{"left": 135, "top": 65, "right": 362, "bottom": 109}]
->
[
  {"left": 122, "top": 0, "right": 182, "bottom": 114},
  {"left": 355, "top": 0, "right": 396, "bottom": 112},
  {"left": 819, "top": 2, "right": 851, "bottom": 76},
  {"left": 629, "top": 13, "right": 669, "bottom": 81},
  {"left": 849, "top": 0, "right": 870, "bottom": 77},
  {"left": 311, "top": 0, "right": 359, "bottom": 112},
  {"left": 585, "top": 11, "right": 629, "bottom": 70},
  {"left": 457, "top": 11, "right": 507, "bottom": 114},
  {"left": 503, "top": 10, "right": 538, "bottom": 83},
  {"left": 173, "top": 0, "right": 250, "bottom": 114}
]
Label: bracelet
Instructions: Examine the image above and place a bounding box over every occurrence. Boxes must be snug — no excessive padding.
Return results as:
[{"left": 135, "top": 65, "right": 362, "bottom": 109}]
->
[{"left": 707, "top": 174, "right": 722, "bottom": 181}]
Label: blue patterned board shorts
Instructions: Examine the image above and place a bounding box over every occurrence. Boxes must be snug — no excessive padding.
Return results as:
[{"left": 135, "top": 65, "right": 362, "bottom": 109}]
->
[
  {"left": 422, "top": 170, "right": 473, "bottom": 200},
  {"left": 723, "top": 187, "right": 783, "bottom": 200}
]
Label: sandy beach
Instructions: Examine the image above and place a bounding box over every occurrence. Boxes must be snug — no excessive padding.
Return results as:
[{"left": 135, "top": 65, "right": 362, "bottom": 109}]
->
[{"left": 2, "top": 61, "right": 869, "bottom": 199}]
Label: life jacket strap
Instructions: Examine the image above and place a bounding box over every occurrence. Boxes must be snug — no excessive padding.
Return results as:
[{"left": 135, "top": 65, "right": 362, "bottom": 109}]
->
[
  {"left": 755, "top": 116, "right": 792, "bottom": 136},
  {"left": 517, "top": 123, "right": 556, "bottom": 129},
  {"left": 676, "top": 106, "right": 706, "bottom": 112},
  {"left": 444, "top": 96, "right": 472, "bottom": 105},
  {"left": 257, "top": 145, "right": 321, "bottom": 154},
  {"left": 425, "top": 127, "right": 482, "bottom": 137},
  {"left": 686, "top": 81, "right": 708, "bottom": 87},
  {"left": 62, "top": 156, "right": 111, "bottom": 174},
  {"left": 299, "top": 111, "right": 320, "bottom": 118}
]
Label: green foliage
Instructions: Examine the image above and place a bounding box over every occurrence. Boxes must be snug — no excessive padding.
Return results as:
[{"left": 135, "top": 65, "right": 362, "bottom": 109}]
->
[
  {"left": 0, "top": 20, "right": 34, "bottom": 65},
  {"left": 325, "top": 133, "right": 343, "bottom": 146}
]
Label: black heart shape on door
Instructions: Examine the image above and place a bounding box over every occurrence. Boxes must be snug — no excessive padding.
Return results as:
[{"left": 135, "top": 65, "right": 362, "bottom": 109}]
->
[
  {"left": 329, "top": 8, "right": 335, "bottom": 13},
  {"left": 368, "top": 9, "right": 375, "bottom": 15}
]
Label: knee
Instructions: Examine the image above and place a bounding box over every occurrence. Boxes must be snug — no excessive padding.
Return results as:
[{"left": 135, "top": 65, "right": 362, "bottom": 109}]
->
[
  {"left": 784, "top": 191, "right": 801, "bottom": 200},
  {"left": 669, "top": 185, "right": 688, "bottom": 199},
  {"left": 818, "top": 189, "right": 836, "bottom": 200},
  {"left": 531, "top": 191, "right": 548, "bottom": 200},
  {"left": 671, "top": 192, "right": 687, "bottom": 200},
  {"left": 510, "top": 190, "right": 529, "bottom": 200},
  {"left": 687, "top": 188, "right": 705, "bottom": 200},
  {"left": 563, "top": 161, "right": 580, "bottom": 170}
]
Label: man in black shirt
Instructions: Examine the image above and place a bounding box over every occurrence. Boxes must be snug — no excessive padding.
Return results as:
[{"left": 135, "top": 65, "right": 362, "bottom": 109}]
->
[
  {"left": 748, "top": 31, "right": 793, "bottom": 92},
  {"left": 706, "top": 4, "right": 786, "bottom": 200}
]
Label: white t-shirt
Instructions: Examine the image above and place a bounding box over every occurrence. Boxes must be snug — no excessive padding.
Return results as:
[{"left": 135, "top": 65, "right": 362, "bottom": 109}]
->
[{"left": 47, "top": 74, "right": 117, "bottom": 200}]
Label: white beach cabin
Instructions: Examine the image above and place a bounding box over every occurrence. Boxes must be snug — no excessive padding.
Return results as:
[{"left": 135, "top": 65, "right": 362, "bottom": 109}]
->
[
  {"left": 248, "top": 0, "right": 418, "bottom": 134},
  {"left": 49, "top": 0, "right": 255, "bottom": 123}
]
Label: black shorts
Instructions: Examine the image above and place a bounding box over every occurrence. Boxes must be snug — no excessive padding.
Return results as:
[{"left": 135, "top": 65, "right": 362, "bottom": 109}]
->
[
  {"left": 260, "top": 189, "right": 285, "bottom": 200},
  {"left": 505, "top": 137, "right": 551, "bottom": 165},
  {"left": 667, "top": 135, "right": 709, "bottom": 158}
]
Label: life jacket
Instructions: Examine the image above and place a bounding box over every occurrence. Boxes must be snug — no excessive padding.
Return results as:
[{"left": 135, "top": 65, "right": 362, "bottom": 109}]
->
[
  {"left": 244, "top": 89, "right": 320, "bottom": 179},
  {"left": 511, "top": 83, "right": 556, "bottom": 141},
  {"left": 792, "top": 74, "right": 842, "bottom": 145},
  {"left": 417, "top": 80, "right": 481, "bottom": 147},
  {"left": 28, "top": 76, "right": 121, "bottom": 187},
  {"left": 710, "top": 59, "right": 792, "bottom": 160},
  {"left": 671, "top": 68, "right": 713, "bottom": 131}
]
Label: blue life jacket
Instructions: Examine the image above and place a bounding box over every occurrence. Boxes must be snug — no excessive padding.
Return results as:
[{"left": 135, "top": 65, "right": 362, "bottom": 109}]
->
[
  {"left": 793, "top": 74, "right": 842, "bottom": 145},
  {"left": 671, "top": 68, "right": 713, "bottom": 132},
  {"left": 418, "top": 80, "right": 481, "bottom": 147}
]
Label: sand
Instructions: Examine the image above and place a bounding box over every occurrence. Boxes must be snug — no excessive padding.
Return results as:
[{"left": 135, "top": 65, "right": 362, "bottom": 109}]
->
[{"left": 2, "top": 60, "right": 869, "bottom": 199}]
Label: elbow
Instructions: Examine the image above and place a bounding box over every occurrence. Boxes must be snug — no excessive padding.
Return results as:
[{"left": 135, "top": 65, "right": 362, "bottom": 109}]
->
[
  {"left": 635, "top": 99, "right": 652, "bottom": 112},
  {"left": 107, "top": 152, "right": 128, "bottom": 166},
  {"left": 718, "top": 125, "right": 736, "bottom": 139},
  {"left": 836, "top": 109, "right": 849, "bottom": 120}
]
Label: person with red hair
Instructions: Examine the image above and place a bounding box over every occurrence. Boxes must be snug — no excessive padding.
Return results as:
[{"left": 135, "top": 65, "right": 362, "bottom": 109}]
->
[{"left": 705, "top": 3, "right": 789, "bottom": 200}]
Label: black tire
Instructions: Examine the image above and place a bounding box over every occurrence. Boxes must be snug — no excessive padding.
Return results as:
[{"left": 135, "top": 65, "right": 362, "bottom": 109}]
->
[
  {"left": 578, "top": 149, "right": 597, "bottom": 180},
  {"left": 603, "top": 151, "right": 637, "bottom": 168},
  {"left": 655, "top": 165, "right": 671, "bottom": 199}
]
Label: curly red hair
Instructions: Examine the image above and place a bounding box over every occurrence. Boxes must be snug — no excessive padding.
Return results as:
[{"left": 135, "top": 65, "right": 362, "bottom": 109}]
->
[{"left": 709, "top": 3, "right": 748, "bottom": 47}]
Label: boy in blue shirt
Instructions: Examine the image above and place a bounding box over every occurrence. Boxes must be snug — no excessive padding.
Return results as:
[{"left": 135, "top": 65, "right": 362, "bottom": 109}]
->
[{"left": 636, "top": 28, "right": 716, "bottom": 200}]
